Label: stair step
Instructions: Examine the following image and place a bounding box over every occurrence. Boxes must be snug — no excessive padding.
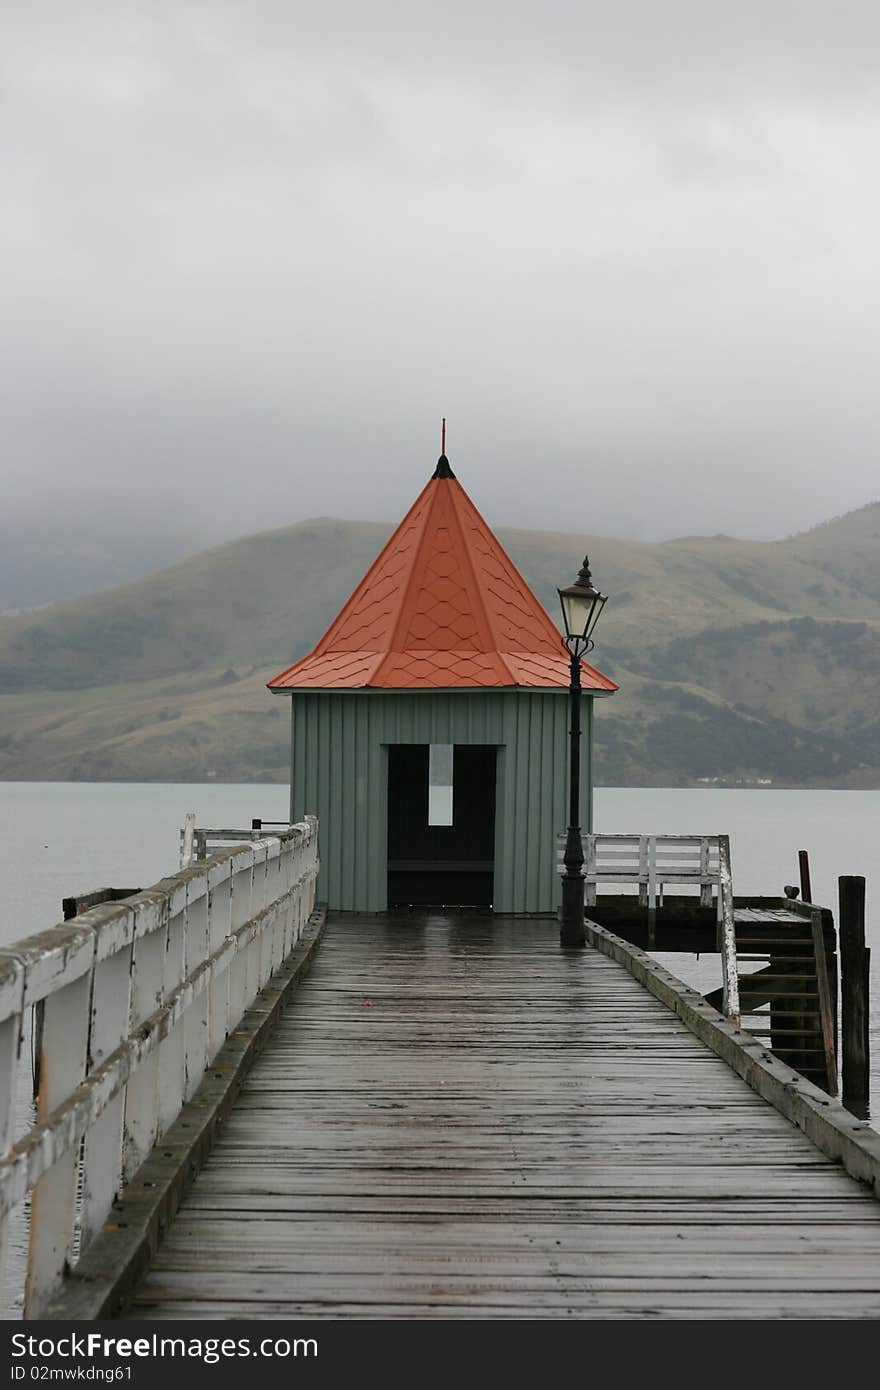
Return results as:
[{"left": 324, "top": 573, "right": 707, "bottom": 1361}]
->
[
  {"left": 740, "top": 1009, "right": 821, "bottom": 1018},
  {"left": 736, "top": 937, "right": 813, "bottom": 945},
  {"left": 740, "top": 991, "right": 820, "bottom": 1000},
  {"left": 768, "top": 1046, "right": 826, "bottom": 1055},
  {"left": 737, "top": 954, "right": 814, "bottom": 962},
  {"left": 738, "top": 973, "right": 816, "bottom": 981},
  {"left": 742, "top": 1028, "right": 821, "bottom": 1037}
]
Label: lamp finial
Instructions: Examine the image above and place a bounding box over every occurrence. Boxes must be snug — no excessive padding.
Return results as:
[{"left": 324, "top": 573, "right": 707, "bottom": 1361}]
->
[{"left": 576, "top": 556, "right": 593, "bottom": 588}]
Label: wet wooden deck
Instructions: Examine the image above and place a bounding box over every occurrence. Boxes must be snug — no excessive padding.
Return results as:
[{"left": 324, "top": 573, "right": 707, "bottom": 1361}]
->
[{"left": 127, "top": 915, "right": 880, "bottom": 1320}]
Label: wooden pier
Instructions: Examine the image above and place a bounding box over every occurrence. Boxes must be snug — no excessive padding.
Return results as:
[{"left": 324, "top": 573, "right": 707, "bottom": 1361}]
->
[
  {"left": 119, "top": 914, "right": 880, "bottom": 1320},
  {"left": 1, "top": 825, "right": 878, "bottom": 1323}
]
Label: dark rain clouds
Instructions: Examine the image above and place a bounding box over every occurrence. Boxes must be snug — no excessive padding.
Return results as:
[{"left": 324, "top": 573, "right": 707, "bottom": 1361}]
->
[{"left": 3, "top": 1, "right": 880, "bottom": 551}]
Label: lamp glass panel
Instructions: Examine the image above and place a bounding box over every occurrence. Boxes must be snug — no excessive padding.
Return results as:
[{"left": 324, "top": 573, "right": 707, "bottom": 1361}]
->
[
  {"left": 561, "top": 590, "right": 592, "bottom": 639},
  {"left": 583, "top": 594, "right": 606, "bottom": 639}
]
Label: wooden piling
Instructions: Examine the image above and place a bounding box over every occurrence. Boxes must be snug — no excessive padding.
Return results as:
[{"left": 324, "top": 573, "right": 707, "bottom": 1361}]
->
[
  {"left": 839, "top": 875, "right": 870, "bottom": 1118},
  {"left": 798, "top": 850, "right": 813, "bottom": 905},
  {"left": 827, "top": 947, "right": 839, "bottom": 1070}
]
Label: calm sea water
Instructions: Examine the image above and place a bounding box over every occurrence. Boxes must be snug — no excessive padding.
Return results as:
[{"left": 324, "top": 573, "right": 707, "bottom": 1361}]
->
[
  {"left": 0, "top": 781, "right": 876, "bottom": 1070},
  {"left": 0, "top": 780, "right": 877, "bottom": 1065},
  {"left": 2, "top": 780, "right": 876, "bottom": 943},
  {"left": 0, "top": 781, "right": 877, "bottom": 1313}
]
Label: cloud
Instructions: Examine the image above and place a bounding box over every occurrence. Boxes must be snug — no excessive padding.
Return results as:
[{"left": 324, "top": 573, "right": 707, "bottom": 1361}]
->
[{"left": 2, "top": 1, "right": 880, "bottom": 550}]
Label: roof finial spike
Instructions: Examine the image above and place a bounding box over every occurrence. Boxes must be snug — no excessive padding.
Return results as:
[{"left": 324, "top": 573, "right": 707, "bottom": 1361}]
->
[{"left": 432, "top": 418, "right": 455, "bottom": 479}]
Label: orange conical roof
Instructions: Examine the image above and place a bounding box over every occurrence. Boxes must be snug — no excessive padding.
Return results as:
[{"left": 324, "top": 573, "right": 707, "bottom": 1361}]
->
[{"left": 268, "top": 455, "right": 618, "bottom": 692}]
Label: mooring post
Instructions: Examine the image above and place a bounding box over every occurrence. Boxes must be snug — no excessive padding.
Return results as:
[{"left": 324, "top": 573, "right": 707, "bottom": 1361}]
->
[
  {"left": 839, "top": 875, "right": 870, "bottom": 1118},
  {"left": 798, "top": 849, "right": 812, "bottom": 904},
  {"left": 827, "top": 941, "right": 839, "bottom": 1072}
]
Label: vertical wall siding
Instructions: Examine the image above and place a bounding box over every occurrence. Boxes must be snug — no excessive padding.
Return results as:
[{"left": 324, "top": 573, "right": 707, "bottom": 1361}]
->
[{"left": 289, "top": 691, "right": 593, "bottom": 914}]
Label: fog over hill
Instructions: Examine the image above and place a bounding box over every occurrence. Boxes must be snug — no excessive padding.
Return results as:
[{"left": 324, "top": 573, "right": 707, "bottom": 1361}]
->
[
  {"left": 0, "top": 518, "right": 206, "bottom": 614},
  {"left": 0, "top": 501, "right": 878, "bottom": 788}
]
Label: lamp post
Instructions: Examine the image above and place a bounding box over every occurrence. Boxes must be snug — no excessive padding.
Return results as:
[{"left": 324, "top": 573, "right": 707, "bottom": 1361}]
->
[{"left": 558, "top": 557, "right": 607, "bottom": 949}]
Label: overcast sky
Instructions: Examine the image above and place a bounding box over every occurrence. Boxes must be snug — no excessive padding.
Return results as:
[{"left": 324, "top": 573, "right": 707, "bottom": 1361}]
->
[{"left": 3, "top": 1, "right": 880, "bottom": 553}]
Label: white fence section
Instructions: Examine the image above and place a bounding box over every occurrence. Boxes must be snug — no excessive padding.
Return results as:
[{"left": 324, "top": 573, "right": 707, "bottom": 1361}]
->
[
  {"left": 0, "top": 817, "right": 319, "bottom": 1318},
  {"left": 556, "top": 832, "right": 740, "bottom": 1026}
]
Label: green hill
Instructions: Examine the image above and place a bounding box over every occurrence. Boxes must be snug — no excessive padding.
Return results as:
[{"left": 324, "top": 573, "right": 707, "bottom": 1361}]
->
[{"left": 1, "top": 503, "right": 879, "bottom": 787}]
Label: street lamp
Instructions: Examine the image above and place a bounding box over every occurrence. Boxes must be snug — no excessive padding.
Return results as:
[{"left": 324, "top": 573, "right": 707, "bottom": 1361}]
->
[{"left": 558, "top": 557, "right": 607, "bottom": 948}]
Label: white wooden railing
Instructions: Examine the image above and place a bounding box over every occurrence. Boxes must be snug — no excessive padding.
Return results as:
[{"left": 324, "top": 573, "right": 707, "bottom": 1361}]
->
[
  {"left": 556, "top": 832, "right": 740, "bottom": 1025},
  {"left": 0, "top": 817, "right": 318, "bottom": 1318}
]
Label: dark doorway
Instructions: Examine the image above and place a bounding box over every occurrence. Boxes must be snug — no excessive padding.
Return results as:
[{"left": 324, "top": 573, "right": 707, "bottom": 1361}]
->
[{"left": 387, "top": 744, "right": 497, "bottom": 907}]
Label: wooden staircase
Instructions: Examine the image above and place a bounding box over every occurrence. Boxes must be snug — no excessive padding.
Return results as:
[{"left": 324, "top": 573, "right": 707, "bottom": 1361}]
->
[
  {"left": 734, "top": 906, "right": 837, "bottom": 1095},
  {"left": 564, "top": 835, "right": 839, "bottom": 1097}
]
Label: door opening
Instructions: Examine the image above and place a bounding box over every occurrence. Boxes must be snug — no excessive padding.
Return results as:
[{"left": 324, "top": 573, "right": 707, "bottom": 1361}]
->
[{"left": 387, "top": 744, "right": 496, "bottom": 907}]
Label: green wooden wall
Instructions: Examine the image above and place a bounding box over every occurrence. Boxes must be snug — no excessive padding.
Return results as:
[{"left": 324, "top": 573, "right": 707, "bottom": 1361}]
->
[{"left": 285, "top": 689, "right": 595, "bottom": 914}]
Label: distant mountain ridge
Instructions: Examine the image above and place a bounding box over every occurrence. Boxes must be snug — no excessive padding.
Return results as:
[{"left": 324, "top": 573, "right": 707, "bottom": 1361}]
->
[
  {"left": 1, "top": 502, "right": 879, "bottom": 787},
  {"left": 0, "top": 519, "right": 209, "bottom": 614}
]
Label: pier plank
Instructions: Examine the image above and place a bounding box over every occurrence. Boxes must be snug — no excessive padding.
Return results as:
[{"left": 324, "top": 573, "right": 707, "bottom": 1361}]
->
[{"left": 125, "top": 916, "right": 880, "bottom": 1320}]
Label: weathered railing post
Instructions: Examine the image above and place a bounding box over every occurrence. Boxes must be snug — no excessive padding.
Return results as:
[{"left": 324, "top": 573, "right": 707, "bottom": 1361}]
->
[
  {"left": 78, "top": 904, "right": 135, "bottom": 1251},
  {"left": 180, "top": 813, "right": 196, "bottom": 869},
  {"left": 182, "top": 872, "right": 210, "bottom": 1103},
  {"left": 718, "top": 835, "right": 740, "bottom": 1027},
  {"left": 306, "top": 815, "right": 318, "bottom": 916},
  {"left": 228, "top": 848, "right": 255, "bottom": 1033},
  {"left": 0, "top": 957, "right": 23, "bottom": 1295},
  {"left": 268, "top": 839, "right": 287, "bottom": 973},
  {"left": 157, "top": 879, "right": 188, "bottom": 1135},
  {"left": 122, "top": 890, "right": 168, "bottom": 1181},
  {"left": 839, "top": 875, "right": 870, "bottom": 1118},
  {"left": 24, "top": 927, "right": 94, "bottom": 1318},
  {"left": 207, "top": 858, "right": 232, "bottom": 1061},
  {"left": 252, "top": 841, "right": 273, "bottom": 991}
]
